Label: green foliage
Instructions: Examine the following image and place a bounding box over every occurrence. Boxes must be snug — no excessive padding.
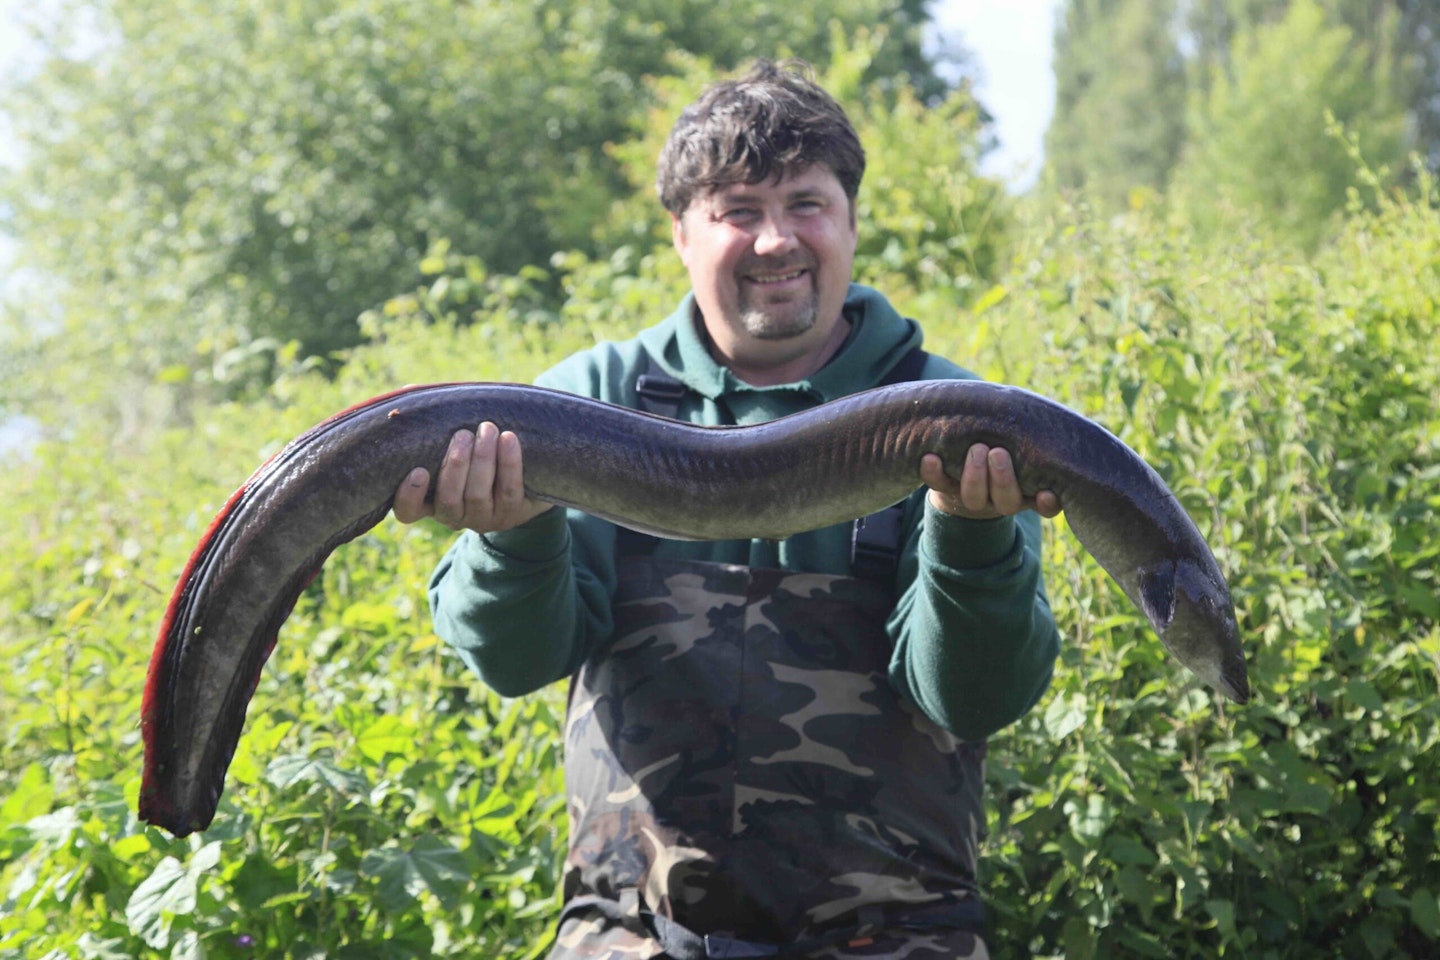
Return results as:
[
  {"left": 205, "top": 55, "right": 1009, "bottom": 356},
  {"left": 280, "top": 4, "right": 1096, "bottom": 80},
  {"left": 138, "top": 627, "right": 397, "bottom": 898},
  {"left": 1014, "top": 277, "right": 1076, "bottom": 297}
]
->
[
  {"left": 1045, "top": 0, "right": 1189, "bottom": 208},
  {"left": 1047, "top": 0, "right": 1430, "bottom": 237},
  {"left": 4, "top": 168, "right": 1438, "bottom": 956},
  {"left": 979, "top": 172, "right": 1440, "bottom": 957},
  {"left": 2, "top": 11, "right": 1439, "bottom": 957},
  {"left": 1169, "top": 0, "right": 1408, "bottom": 251},
  {"left": 0, "top": 0, "right": 951, "bottom": 399},
  {"left": 1, "top": 313, "right": 579, "bottom": 958}
]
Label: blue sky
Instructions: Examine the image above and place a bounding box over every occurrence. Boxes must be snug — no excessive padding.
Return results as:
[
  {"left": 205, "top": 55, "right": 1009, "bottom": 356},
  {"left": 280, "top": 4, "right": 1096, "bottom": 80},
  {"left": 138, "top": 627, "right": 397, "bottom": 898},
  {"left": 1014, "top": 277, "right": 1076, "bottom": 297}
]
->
[{"left": 930, "top": 0, "right": 1063, "bottom": 190}]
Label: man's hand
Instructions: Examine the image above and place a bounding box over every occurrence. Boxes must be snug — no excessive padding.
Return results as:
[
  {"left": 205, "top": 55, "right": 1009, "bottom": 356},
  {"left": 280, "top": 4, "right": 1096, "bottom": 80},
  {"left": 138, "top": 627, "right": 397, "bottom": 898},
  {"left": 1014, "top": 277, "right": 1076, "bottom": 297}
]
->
[
  {"left": 922, "top": 444, "right": 1061, "bottom": 521},
  {"left": 393, "top": 422, "right": 553, "bottom": 533}
]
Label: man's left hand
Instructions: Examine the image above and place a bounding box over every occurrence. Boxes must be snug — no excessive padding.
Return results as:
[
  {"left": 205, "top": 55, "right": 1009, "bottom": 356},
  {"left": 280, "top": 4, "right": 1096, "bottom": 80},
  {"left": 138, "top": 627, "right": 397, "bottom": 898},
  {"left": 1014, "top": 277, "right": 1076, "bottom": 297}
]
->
[{"left": 922, "top": 445, "right": 1062, "bottom": 521}]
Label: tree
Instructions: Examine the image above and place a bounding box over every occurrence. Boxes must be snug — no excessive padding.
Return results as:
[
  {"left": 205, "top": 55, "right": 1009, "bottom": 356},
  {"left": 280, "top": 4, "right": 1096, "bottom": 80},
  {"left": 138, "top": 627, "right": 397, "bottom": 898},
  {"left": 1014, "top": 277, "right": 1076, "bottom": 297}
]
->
[
  {"left": 1169, "top": 0, "right": 1407, "bottom": 249},
  {"left": 0, "top": 0, "right": 956, "bottom": 395},
  {"left": 1046, "top": 0, "right": 1435, "bottom": 214},
  {"left": 1184, "top": 0, "right": 1439, "bottom": 171},
  {"left": 1044, "top": 0, "right": 1189, "bottom": 210},
  {"left": 1395, "top": 0, "right": 1440, "bottom": 169}
]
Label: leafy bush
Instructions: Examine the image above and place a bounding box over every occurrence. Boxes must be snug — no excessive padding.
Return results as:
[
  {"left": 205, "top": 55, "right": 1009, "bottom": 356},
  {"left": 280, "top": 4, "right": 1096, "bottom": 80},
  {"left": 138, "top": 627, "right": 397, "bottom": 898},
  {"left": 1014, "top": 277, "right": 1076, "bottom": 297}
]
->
[{"left": 2, "top": 147, "right": 1437, "bottom": 960}]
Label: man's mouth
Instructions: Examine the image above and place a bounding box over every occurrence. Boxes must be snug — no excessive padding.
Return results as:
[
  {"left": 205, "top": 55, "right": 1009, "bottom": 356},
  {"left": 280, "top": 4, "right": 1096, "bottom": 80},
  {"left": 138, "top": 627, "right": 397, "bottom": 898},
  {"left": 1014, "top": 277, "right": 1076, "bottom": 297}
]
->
[{"left": 745, "top": 267, "right": 809, "bottom": 285}]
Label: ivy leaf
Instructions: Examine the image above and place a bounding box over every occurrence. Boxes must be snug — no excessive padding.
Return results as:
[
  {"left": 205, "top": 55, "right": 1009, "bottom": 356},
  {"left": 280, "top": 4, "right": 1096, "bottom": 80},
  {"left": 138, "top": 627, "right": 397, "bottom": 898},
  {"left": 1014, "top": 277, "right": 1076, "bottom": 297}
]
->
[{"left": 361, "top": 836, "right": 470, "bottom": 912}]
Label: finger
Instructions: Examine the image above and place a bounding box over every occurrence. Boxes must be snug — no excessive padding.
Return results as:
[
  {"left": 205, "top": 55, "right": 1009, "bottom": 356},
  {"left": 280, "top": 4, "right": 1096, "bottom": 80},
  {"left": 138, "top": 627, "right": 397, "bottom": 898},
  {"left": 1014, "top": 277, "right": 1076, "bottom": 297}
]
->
[
  {"left": 986, "top": 448, "right": 1024, "bottom": 515},
  {"left": 959, "top": 443, "right": 990, "bottom": 513},
  {"left": 1035, "top": 489, "right": 1062, "bottom": 518},
  {"left": 919, "top": 452, "right": 957, "bottom": 493},
  {"left": 494, "top": 431, "right": 527, "bottom": 524},
  {"left": 433, "top": 429, "right": 475, "bottom": 527},
  {"left": 464, "top": 422, "right": 501, "bottom": 526},
  {"left": 392, "top": 467, "right": 433, "bottom": 524}
]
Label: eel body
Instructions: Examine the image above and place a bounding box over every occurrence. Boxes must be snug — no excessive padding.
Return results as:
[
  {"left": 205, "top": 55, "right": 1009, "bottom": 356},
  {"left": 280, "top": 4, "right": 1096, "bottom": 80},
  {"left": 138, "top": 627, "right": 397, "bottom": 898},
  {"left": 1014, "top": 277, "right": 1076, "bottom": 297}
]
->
[{"left": 139, "top": 380, "right": 1248, "bottom": 837}]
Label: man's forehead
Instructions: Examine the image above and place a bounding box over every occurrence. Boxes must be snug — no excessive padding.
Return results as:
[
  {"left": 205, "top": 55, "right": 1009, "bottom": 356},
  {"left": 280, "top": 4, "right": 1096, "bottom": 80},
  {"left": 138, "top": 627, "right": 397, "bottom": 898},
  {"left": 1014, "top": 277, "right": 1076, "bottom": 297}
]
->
[{"left": 700, "top": 165, "right": 842, "bottom": 203}]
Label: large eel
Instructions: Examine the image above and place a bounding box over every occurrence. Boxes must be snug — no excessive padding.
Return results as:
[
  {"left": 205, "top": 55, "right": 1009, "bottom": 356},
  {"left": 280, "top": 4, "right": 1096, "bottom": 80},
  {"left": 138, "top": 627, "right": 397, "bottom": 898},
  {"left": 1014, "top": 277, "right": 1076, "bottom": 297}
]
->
[{"left": 139, "top": 380, "right": 1248, "bottom": 837}]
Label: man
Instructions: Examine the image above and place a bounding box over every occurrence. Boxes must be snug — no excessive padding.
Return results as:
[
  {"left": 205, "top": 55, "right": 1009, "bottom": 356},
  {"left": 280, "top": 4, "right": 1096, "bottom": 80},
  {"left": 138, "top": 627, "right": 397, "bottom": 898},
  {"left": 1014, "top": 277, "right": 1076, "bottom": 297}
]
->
[{"left": 395, "top": 60, "right": 1061, "bottom": 960}]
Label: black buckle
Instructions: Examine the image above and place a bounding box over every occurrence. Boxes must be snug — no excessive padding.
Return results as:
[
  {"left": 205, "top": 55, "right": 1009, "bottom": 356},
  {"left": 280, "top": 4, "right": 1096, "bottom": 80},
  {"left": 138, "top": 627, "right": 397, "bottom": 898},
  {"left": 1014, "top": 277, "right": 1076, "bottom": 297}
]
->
[
  {"left": 635, "top": 373, "right": 690, "bottom": 402},
  {"left": 850, "top": 503, "right": 906, "bottom": 581}
]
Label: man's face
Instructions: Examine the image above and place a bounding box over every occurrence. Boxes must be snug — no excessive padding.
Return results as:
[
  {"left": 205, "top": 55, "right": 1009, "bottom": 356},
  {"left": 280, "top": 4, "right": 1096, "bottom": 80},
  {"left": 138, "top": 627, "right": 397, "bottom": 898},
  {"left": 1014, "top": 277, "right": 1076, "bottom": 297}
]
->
[{"left": 672, "top": 164, "right": 858, "bottom": 365}]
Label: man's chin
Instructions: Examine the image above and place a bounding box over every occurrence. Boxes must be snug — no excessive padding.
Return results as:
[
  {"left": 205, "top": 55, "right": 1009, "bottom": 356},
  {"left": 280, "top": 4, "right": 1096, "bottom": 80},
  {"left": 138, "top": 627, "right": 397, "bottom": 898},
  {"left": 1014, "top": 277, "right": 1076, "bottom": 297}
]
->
[{"left": 740, "top": 306, "right": 818, "bottom": 341}]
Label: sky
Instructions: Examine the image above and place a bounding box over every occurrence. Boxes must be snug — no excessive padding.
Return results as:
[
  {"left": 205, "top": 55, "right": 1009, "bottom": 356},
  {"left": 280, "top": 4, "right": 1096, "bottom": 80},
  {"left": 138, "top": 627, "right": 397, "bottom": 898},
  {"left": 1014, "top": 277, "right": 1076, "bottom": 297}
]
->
[{"left": 929, "top": 0, "right": 1063, "bottom": 191}]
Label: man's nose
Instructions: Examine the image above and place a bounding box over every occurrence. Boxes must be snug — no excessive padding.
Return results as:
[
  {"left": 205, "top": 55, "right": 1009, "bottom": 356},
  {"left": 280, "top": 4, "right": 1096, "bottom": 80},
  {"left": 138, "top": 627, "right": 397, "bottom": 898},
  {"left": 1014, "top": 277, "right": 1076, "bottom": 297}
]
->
[{"left": 753, "top": 215, "right": 799, "bottom": 256}]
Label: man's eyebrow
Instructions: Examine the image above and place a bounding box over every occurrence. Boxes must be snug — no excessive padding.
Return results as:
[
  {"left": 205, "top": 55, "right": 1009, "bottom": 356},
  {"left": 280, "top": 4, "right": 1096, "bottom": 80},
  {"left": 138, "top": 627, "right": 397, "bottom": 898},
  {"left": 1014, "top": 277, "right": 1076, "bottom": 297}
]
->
[{"left": 714, "top": 185, "right": 828, "bottom": 204}]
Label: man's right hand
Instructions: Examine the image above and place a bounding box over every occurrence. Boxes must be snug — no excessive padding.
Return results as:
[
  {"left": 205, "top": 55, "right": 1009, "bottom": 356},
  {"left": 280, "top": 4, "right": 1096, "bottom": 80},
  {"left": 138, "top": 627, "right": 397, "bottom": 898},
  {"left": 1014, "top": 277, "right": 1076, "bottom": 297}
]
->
[{"left": 392, "top": 422, "right": 553, "bottom": 533}]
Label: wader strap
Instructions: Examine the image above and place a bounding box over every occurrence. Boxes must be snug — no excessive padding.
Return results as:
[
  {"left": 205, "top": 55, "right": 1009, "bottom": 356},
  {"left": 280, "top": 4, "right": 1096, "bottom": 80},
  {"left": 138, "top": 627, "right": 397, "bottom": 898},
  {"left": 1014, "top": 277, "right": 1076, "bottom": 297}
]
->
[
  {"left": 624, "top": 347, "right": 932, "bottom": 582},
  {"left": 848, "top": 344, "right": 930, "bottom": 582},
  {"left": 635, "top": 368, "right": 690, "bottom": 421}
]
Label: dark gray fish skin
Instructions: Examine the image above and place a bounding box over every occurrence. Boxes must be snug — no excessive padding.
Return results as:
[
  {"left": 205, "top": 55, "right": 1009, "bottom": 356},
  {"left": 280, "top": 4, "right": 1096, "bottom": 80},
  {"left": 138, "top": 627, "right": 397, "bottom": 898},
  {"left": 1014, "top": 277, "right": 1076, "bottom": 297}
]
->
[{"left": 139, "top": 380, "right": 1248, "bottom": 837}]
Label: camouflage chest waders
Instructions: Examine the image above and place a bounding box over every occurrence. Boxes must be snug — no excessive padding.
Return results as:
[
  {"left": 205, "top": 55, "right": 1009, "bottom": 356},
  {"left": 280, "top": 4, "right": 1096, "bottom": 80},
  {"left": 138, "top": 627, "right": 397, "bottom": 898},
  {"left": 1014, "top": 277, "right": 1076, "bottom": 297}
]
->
[{"left": 550, "top": 556, "right": 990, "bottom": 960}]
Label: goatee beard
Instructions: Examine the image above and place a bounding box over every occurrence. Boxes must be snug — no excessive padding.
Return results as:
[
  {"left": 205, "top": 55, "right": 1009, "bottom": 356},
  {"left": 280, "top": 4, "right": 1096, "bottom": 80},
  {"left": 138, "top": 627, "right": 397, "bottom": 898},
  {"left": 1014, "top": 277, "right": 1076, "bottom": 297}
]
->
[{"left": 740, "top": 297, "right": 818, "bottom": 340}]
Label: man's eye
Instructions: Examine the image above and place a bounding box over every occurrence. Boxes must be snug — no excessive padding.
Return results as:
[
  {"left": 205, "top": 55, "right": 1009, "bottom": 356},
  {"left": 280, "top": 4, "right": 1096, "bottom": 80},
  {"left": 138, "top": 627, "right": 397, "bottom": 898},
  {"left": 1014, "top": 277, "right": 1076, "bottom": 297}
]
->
[{"left": 721, "top": 208, "right": 757, "bottom": 222}]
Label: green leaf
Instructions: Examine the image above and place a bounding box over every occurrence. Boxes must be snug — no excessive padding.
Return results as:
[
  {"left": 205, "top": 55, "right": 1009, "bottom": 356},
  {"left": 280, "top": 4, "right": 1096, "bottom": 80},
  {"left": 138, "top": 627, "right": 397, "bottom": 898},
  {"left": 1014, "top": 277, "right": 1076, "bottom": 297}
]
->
[
  {"left": 1044, "top": 692, "right": 1087, "bottom": 740},
  {"left": 171, "top": 930, "right": 206, "bottom": 960},
  {"left": 355, "top": 715, "right": 415, "bottom": 764},
  {"left": 1061, "top": 916, "right": 1097, "bottom": 960},
  {"left": 1344, "top": 678, "right": 1384, "bottom": 713},
  {"left": 361, "top": 836, "right": 470, "bottom": 912},
  {"left": 231, "top": 853, "right": 295, "bottom": 911},
  {"left": 1207, "top": 898, "right": 1239, "bottom": 945},
  {"left": 1411, "top": 889, "right": 1440, "bottom": 940},
  {"left": 1, "top": 764, "right": 54, "bottom": 824},
  {"left": 1116, "top": 866, "right": 1157, "bottom": 924},
  {"left": 124, "top": 842, "right": 222, "bottom": 950},
  {"left": 126, "top": 857, "right": 191, "bottom": 949},
  {"left": 971, "top": 284, "right": 1008, "bottom": 314},
  {"left": 1105, "top": 836, "right": 1157, "bottom": 867},
  {"left": 265, "top": 754, "right": 369, "bottom": 797}
]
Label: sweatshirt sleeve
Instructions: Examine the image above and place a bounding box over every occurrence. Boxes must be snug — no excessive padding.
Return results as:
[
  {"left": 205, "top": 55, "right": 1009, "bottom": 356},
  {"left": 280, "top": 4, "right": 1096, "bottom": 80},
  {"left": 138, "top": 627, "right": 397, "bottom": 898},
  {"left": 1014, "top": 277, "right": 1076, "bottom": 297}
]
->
[
  {"left": 428, "top": 350, "right": 629, "bottom": 697},
  {"left": 428, "top": 508, "right": 619, "bottom": 696},
  {"left": 886, "top": 500, "right": 1060, "bottom": 741}
]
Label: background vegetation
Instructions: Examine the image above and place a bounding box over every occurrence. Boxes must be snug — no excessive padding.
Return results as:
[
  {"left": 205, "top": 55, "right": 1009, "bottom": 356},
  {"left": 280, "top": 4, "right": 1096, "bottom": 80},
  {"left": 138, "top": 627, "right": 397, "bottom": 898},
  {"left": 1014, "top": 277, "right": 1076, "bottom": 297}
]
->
[{"left": 2, "top": 1, "right": 1437, "bottom": 957}]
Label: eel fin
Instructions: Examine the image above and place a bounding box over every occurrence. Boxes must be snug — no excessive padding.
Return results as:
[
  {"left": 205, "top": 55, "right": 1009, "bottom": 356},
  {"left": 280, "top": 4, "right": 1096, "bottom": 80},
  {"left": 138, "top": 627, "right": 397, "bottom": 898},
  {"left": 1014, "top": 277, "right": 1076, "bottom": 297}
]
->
[{"left": 1137, "top": 561, "right": 1178, "bottom": 632}]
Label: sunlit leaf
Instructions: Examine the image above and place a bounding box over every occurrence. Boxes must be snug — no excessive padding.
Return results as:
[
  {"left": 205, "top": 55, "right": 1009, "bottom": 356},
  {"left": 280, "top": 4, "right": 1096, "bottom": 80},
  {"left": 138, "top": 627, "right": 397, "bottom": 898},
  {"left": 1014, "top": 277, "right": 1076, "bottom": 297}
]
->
[
  {"left": 125, "top": 857, "right": 190, "bottom": 949},
  {"left": 355, "top": 715, "right": 415, "bottom": 764}
]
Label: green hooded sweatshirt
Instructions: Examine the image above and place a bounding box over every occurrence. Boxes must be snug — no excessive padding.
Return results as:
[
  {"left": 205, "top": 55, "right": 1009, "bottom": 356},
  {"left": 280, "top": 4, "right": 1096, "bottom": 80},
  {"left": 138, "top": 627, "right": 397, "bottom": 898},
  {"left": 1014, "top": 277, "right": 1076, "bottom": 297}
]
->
[{"left": 429, "top": 284, "right": 1059, "bottom": 740}]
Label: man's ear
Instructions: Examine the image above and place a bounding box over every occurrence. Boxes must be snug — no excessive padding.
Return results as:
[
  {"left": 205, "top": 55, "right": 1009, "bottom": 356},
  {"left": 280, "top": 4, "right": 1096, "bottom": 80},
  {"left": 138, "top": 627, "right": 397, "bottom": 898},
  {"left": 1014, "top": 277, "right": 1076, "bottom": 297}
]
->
[{"left": 670, "top": 213, "right": 688, "bottom": 263}]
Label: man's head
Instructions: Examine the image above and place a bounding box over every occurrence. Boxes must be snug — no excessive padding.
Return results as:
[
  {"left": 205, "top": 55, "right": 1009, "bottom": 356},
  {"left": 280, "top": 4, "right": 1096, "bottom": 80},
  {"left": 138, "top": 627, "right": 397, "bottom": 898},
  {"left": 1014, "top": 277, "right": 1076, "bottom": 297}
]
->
[
  {"left": 659, "top": 61, "right": 865, "bottom": 384},
  {"left": 657, "top": 59, "right": 865, "bottom": 221}
]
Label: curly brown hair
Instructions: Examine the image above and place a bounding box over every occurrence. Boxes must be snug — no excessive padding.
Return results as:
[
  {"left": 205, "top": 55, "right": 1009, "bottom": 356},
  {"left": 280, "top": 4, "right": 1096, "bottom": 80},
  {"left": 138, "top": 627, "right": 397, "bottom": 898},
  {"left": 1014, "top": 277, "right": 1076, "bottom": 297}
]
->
[{"left": 656, "top": 59, "right": 866, "bottom": 218}]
